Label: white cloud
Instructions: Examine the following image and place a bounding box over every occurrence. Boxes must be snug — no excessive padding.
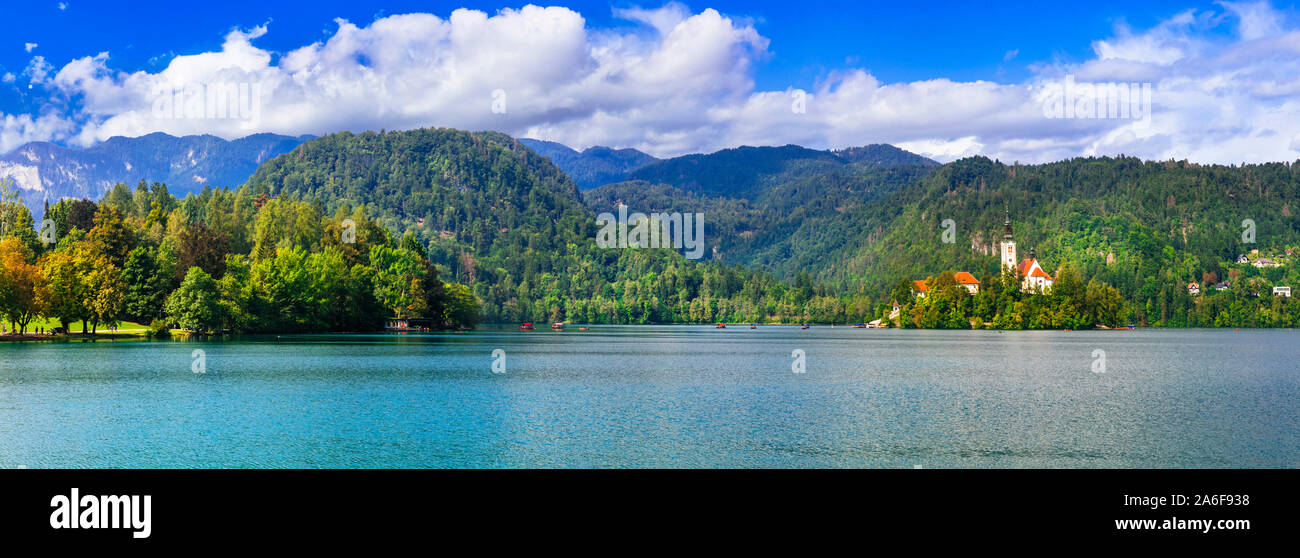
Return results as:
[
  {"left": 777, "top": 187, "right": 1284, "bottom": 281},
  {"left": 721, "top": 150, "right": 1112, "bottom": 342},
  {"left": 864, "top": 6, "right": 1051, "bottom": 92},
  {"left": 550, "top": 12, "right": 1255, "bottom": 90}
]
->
[
  {"left": 5, "top": 1, "right": 1300, "bottom": 166},
  {"left": 0, "top": 111, "right": 74, "bottom": 154},
  {"left": 23, "top": 56, "right": 53, "bottom": 83},
  {"left": 25, "top": 43, "right": 38, "bottom": 53}
]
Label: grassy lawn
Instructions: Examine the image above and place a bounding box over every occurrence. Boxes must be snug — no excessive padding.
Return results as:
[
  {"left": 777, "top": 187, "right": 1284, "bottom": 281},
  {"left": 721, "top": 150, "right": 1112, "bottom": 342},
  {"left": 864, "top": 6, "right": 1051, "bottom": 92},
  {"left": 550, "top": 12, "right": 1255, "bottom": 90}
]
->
[{"left": 4, "top": 318, "right": 150, "bottom": 333}]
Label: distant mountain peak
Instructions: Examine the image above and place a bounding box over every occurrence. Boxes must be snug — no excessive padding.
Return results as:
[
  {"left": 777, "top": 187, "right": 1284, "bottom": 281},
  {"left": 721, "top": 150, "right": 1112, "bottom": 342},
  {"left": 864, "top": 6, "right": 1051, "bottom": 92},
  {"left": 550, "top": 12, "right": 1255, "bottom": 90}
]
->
[
  {"left": 0, "top": 132, "right": 311, "bottom": 218},
  {"left": 518, "top": 138, "right": 659, "bottom": 190},
  {"left": 831, "top": 144, "right": 939, "bottom": 167}
]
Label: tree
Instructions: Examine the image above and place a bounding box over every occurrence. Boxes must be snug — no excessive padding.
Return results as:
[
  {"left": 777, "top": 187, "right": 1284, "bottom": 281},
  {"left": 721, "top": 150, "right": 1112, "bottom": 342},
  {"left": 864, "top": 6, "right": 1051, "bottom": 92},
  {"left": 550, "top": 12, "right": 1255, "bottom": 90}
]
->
[
  {"left": 121, "top": 246, "right": 172, "bottom": 323},
  {"left": 0, "top": 178, "right": 40, "bottom": 253},
  {"left": 85, "top": 260, "right": 126, "bottom": 333},
  {"left": 442, "top": 282, "right": 481, "bottom": 328},
  {"left": 0, "top": 238, "right": 49, "bottom": 333},
  {"left": 369, "top": 244, "right": 424, "bottom": 318},
  {"left": 165, "top": 267, "right": 227, "bottom": 333},
  {"left": 40, "top": 249, "right": 92, "bottom": 332},
  {"left": 177, "top": 223, "right": 231, "bottom": 280},
  {"left": 85, "top": 207, "right": 137, "bottom": 269}
]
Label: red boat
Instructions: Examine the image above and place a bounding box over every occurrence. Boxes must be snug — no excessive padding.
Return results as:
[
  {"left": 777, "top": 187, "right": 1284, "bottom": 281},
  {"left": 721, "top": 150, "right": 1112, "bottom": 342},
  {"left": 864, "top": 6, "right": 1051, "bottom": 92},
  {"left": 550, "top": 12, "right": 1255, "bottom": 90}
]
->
[
  {"left": 716, "top": 323, "right": 727, "bottom": 329},
  {"left": 520, "top": 323, "right": 536, "bottom": 331}
]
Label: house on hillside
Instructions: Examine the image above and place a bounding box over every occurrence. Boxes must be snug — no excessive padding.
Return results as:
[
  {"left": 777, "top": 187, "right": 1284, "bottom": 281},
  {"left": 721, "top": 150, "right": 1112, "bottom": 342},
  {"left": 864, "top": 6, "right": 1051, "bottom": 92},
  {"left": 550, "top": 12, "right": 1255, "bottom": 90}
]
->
[
  {"left": 1188, "top": 282, "right": 1200, "bottom": 296},
  {"left": 1237, "top": 254, "right": 1250, "bottom": 264},
  {"left": 1214, "top": 281, "right": 1231, "bottom": 291},
  {"left": 913, "top": 280, "right": 929, "bottom": 298},
  {"left": 1254, "top": 258, "right": 1280, "bottom": 268},
  {"left": 1275, "top": 286, "right": 1292, "bottom": 297}
]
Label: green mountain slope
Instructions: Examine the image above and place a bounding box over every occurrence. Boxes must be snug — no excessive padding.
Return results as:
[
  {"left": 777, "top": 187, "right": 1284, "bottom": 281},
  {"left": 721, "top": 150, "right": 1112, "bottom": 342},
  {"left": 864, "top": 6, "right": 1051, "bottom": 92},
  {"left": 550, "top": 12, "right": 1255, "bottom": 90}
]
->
[
  {"left": 585, "top": 146, "right": 936, "bottom": 279},
  {"left": 838, "top": 156, "right": 1300, "bottom": 326},
  {"left": 245, "top": 128, "right": 863, "bottom": 324}
]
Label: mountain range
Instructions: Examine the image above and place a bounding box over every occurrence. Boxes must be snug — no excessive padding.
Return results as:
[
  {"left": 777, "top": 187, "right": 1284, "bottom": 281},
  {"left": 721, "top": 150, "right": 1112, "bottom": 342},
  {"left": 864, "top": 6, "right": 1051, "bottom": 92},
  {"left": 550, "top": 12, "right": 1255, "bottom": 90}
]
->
[
  {"left": 5, "top": 127, "right": 1298, "bottom": 327},
  {"left": 243, "top": 128, "right": 1300, "bottom": 327},
  {"left": 516, "top": 138, "right": 659, "bottom": 189},
  {"left": 0, "top": 132, "right": 312, "bottom": 218}
]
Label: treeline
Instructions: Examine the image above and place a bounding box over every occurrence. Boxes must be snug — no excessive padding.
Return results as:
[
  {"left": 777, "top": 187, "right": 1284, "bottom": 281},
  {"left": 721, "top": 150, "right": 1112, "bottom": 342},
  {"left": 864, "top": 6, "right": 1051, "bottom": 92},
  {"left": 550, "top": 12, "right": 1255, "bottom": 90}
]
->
[
  {"left": 246, "top": 128, "right": 885, "bottom": 325},
  {"left": 0, "top": 178, "right": 478, "bottom": 335},
  {"left": 897, "top": 268, "right": 1128, "bottom": 330}
]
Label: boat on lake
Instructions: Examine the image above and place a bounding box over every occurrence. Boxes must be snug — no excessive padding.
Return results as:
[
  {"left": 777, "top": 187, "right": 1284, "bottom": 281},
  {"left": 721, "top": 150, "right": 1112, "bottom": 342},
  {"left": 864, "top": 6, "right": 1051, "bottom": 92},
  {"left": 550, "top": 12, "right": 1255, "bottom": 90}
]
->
[
  {"left": 520, "top": 323, "right": 536, "bottom": 331},
  {"left": 551, "top": 323, "right": 565, "bottom": 331},
  {"left": 716, "top": 323, "right": 727, "bottom": 329}
]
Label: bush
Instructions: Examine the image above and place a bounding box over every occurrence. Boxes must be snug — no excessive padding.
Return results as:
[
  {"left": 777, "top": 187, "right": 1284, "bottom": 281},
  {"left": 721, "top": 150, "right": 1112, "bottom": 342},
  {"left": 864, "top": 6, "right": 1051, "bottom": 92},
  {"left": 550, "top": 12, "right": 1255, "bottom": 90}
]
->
[{"left": 147, "top": 318, "right": 171, "bottom": 338}]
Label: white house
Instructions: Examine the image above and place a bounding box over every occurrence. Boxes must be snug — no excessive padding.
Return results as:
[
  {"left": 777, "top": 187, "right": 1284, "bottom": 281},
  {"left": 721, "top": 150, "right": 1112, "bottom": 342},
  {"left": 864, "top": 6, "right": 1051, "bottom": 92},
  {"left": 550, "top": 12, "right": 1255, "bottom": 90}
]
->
[
  {"left": 1016, "top": 253, "right": 1055, "bottom": 293},
  {"left": 954, "top": 272, "right": 981, "bottom": 294},
  {"left": 1274, "top": 286, "right": 1292, "bottom": 297}
]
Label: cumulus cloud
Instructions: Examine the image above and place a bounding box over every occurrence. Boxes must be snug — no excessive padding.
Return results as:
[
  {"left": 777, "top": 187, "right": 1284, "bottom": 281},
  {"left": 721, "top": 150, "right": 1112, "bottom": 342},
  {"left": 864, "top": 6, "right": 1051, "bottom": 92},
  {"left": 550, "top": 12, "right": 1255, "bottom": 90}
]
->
[
  {"left": 5, "top": 1, "right": 1300, "bottom": 165},
  {"left": 25, "top": 43, "right": 38, "bottom": 53},
  {"left": 0, "top": 112, "right": 74, "bottom": 154}
]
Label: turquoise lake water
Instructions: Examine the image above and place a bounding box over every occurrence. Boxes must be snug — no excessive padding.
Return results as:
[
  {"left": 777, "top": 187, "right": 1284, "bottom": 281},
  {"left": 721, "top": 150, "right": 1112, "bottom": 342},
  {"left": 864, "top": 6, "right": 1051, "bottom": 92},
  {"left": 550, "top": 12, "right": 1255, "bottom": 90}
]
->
[{"left": 0, "top": 327, "right": 1296, "bottom": 468}]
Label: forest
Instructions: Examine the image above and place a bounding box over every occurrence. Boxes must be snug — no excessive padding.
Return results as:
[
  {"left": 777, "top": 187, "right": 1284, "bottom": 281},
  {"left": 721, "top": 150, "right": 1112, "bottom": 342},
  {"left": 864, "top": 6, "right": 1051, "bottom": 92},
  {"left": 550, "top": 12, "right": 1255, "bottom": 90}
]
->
[
  {"left": 0, "top": 178, "right": 479, "bottom": 335},
  {"left": 5, "top": 127, "right": 1300, "bottom": 333}
]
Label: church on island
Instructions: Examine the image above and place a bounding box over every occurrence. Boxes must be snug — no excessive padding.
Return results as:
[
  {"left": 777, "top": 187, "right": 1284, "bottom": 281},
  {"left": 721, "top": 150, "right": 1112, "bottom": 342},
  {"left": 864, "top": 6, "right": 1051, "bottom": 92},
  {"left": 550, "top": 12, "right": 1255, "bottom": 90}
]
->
[
  {"left": 914, "top": 211, "right": 1054, "bottom": 297},
  {"left": 1000, "top": 212, "right": 1055, "bottom": 293}
]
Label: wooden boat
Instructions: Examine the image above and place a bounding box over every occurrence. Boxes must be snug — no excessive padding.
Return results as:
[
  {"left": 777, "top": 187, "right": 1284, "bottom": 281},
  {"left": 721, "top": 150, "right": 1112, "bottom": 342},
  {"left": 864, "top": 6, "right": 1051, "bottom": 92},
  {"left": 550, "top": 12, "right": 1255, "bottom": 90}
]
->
[
  {"left": 852, "top": 323, "right": 867, "bottom": 329},
  {"left": 715, "top": 323, "right": 727, "bottom": 329},
  {"left": 520, "top": 323, "right": 536, "bottom": 331},
  {"left": 801, "top": 324, "right": 811, "bottom": 330},
  {"left": 749, "top": 324, "right": 757, "bottom": 330}
]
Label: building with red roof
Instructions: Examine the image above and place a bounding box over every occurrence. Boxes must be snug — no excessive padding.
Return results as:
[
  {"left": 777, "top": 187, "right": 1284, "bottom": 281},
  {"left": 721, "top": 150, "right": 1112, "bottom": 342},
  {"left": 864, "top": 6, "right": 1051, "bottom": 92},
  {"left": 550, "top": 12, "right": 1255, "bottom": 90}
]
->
[
  {"left": 953, "top": 271, "right": 981, "bottom": 294},
  {"left": 1017, "top": 248, "right": 1055, "bottom": 293}
]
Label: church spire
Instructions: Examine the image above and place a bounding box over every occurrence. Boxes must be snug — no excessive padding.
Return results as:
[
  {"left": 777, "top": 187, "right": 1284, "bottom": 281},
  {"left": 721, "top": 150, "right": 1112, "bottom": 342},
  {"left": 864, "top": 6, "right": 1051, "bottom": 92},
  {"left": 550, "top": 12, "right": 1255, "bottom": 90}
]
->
[{"left": 1002, "top": 203, "right": 1013, "bottom": 240}]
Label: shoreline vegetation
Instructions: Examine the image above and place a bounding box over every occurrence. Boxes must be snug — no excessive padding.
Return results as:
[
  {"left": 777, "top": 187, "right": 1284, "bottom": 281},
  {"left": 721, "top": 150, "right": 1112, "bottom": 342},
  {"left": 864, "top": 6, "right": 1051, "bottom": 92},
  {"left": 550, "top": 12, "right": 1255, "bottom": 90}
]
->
[{"left": 3, "top": 129, "right": 1299, "bottom": 336}]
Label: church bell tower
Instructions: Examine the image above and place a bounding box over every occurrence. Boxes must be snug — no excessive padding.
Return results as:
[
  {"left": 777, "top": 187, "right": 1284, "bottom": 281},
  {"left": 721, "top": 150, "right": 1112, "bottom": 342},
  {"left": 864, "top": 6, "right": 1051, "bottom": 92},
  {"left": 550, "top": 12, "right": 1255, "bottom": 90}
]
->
[{"left": 1000, "top": 207, "right": 1017, "bottom": 273}]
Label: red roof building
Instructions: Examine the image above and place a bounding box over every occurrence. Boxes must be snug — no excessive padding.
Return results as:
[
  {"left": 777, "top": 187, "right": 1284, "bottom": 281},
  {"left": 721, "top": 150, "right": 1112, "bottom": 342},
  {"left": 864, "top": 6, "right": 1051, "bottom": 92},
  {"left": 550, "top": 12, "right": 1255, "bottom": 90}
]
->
[
  {"left": 953, "top": 272, "right": 981, "bottom": 294},
  {"left": 1018, "top": 258, "right": 1055, "bottom": 293}
]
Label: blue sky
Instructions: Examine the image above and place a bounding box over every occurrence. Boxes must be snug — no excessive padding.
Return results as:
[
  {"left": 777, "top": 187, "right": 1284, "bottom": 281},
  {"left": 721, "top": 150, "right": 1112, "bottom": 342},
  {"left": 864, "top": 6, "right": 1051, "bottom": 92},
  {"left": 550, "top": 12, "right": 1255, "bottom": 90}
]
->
[
  {"left": 2, "top": 1, "right": 1299, "bottom": 164},
  {"left": 3, "top": 0, "right": 1219, "bottom": 105}
]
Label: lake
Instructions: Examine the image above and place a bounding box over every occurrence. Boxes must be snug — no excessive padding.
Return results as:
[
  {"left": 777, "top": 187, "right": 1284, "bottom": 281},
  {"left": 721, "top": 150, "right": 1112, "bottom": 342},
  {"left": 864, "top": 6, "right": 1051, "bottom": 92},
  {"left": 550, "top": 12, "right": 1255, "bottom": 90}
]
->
[{"left": 0, "top": 327, "right": 1296, "bottom": 468}]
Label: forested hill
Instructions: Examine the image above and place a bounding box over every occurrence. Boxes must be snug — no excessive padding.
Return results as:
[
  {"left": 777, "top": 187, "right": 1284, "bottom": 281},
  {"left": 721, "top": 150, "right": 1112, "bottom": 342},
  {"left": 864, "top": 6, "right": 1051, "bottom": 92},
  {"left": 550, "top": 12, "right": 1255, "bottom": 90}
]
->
[
  {"left": 247, "top": 128, "right": 589, "bottom": 258},
  {"left": 584, "top": 145, "right": 938, "bottom": 280},
  {"left": 829, "top": 156, "right": 1300, "bottom": 326},
  {"left": 831, "top": 144, "right": 940, "bottom": 167},
  {"left": 244, "top": 128, "right": 849, "bottom": 325}
]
